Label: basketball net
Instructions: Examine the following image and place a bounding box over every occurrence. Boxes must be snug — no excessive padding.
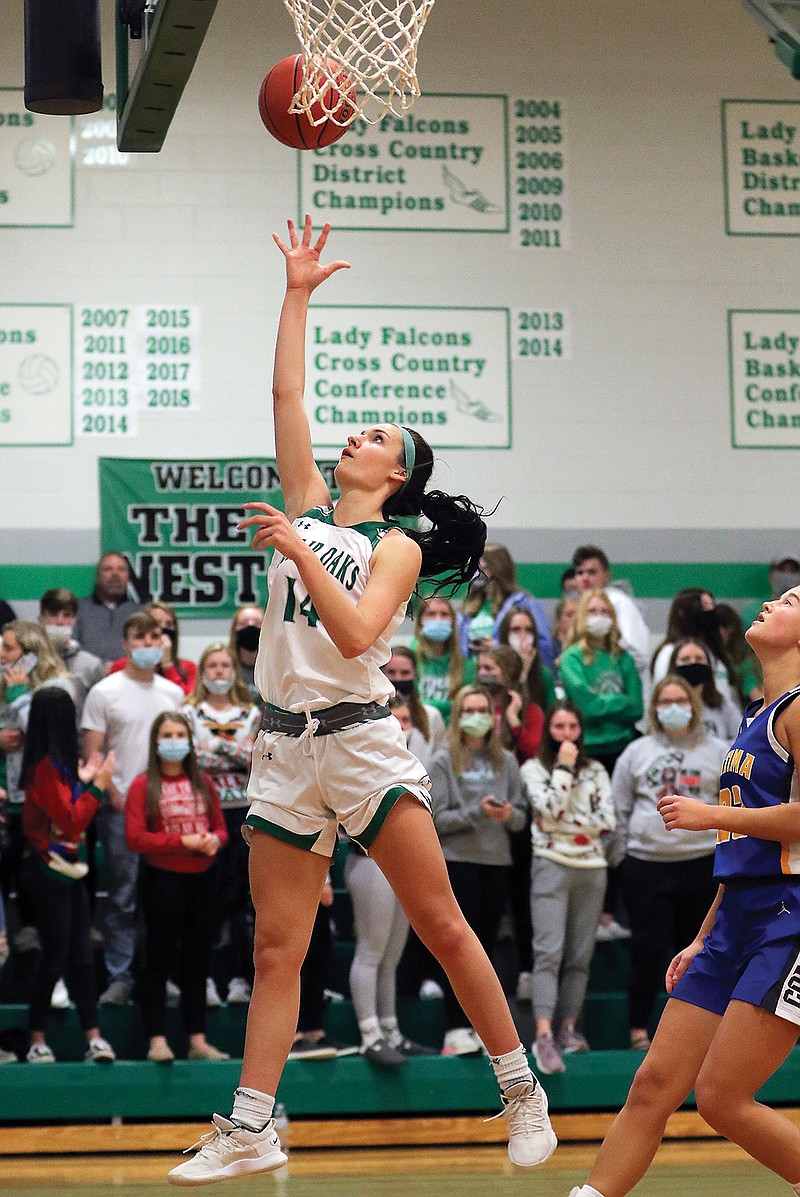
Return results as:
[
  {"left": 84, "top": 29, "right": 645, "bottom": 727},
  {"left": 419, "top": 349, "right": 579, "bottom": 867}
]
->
[{"left": 283, "top": 0, "right": 437, "bottom": 125}]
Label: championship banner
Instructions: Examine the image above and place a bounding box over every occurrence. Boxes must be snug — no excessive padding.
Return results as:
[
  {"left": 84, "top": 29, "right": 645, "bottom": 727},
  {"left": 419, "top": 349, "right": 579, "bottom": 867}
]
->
[{"left": 98, "top": 457, "right": 338, "bottom": 618}]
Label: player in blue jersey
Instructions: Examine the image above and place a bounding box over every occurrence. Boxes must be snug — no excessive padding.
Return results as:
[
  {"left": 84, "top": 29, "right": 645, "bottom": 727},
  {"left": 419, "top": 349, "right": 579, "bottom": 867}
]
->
[
  {"left": 168, "top": 218, "right": 556, "bottom": 1186},
  {"left": 569, "top": 586, "right": 800, "bottom": 1197}
]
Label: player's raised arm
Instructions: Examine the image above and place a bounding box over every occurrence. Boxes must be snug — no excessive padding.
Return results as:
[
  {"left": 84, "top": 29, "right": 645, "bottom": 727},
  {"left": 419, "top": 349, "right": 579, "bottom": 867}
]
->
[{"left": 271, "top": 216, "right": 350, "bottom": 522}]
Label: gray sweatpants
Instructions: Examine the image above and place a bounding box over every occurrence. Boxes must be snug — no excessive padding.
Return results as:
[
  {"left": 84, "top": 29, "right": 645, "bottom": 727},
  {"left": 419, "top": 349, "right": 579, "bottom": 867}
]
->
[
  {"left": 531, "top": 856, "right": 606, "bottom": 1024},
  {"left": 345, "top": 851, "right": 410, "bottom": 1026}
]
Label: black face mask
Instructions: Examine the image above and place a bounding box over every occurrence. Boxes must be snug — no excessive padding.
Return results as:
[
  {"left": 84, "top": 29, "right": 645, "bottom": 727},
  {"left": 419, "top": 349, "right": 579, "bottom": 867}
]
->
[
  {"left": 476, "top": 673, "right": 504, "bottom": 694},
  {"left": 391, "top": 678, "right": 415, "bottom": 696},
  {"left": 236, "top": 625, "right": 261, "bottom": 652},
  {"left": 674, "top": 662, "right": 712, "bottom": 688}
]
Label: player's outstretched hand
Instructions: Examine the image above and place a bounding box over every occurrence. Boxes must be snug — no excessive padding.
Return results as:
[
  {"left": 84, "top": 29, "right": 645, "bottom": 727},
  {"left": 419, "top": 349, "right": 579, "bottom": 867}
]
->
[
  {"left": 657, "top": 794, "right": 716, "bottom": 832},
  {"left": 665, "top": 939, "right": 704, "bottom": 992},
  {"left": 240, "top": 503, "right": 305, "bottom": 558},
  {"left": 273, "top": 215, "right": 350, "bottom": 294}
]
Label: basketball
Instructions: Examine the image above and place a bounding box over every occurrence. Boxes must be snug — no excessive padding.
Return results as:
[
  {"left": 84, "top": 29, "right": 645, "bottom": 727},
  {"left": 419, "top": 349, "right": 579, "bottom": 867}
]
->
[{"left": 258, "top": 54, "right": 356, "bottom": 150}]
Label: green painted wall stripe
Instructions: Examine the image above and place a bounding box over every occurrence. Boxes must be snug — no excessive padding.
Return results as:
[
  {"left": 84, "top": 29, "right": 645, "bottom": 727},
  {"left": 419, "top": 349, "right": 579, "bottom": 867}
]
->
[{"left": 0, "top": 561, "right": 771, "bottom": 605}]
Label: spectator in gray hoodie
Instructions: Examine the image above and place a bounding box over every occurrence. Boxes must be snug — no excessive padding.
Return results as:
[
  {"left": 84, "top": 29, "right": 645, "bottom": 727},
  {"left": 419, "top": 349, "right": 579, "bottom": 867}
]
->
[
  {"left": 429, "top": 684, "right": 528, "bottom": 1057},
  {"left": 608, "top": 674, "right": 728, "bottom": 1050},
  {"left": 38, "top": 589, "right": 104, "bottom": 720}
]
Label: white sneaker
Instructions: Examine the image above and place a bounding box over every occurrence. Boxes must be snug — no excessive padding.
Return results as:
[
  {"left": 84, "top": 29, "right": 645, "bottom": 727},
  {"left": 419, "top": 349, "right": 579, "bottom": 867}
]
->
[
  {"left": 206, "top": 977, "right": 221, "bottom": 1008},
  {"left": 85, "top": 1036, "right": 116, "bottom": 1063},
  {"left": 26, "top": 1043, "right": 56, "bottom": 1064},
  {"left": 501, "top": 1079, "right": 558, "bottom": 1167},
  {"left": 442, "top": 1027, "right": 483, "bottom": 1056},
  {"left": 419, "top": 979, "right": 444, "bottom": 999},
  {"left": 595, "top": 918, "right": 631, "bottom": 942},
  {"left": 50, "top": 978, "right": 71, "bottom": 1009},
  {"left": 226, "top": 977, "right": 252, "bottom": 1004},
  {"left": 167, "top": 1114, "right": 287, "bottom": 1186}
]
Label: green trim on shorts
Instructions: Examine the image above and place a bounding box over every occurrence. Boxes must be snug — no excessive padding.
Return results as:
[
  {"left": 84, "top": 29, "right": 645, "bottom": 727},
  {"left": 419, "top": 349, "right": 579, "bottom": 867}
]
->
[
  {"left": 244, "top": 813, "right": 323, "bottom": 852},
  {"left": 355, "top": 785, "right": 409, "bottom": 851}
]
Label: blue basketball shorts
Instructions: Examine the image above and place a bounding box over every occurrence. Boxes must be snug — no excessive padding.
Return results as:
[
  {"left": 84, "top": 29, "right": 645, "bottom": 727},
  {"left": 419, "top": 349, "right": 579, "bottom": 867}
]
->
[{"left": 672, "top": 878, "right": 800, "bottom": 1026}]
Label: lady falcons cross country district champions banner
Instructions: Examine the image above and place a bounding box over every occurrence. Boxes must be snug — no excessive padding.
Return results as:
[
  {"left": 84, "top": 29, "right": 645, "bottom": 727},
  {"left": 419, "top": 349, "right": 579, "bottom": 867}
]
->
[{"left": 98, "top": 457, "right": 338, "bottom": 619}]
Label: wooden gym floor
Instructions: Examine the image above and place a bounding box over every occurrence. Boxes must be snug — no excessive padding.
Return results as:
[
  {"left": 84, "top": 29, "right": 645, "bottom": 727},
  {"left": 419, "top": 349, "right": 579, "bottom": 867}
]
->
[
  {"left": 1, "top": 1115, "right": 796, "bottom": 1196},
  {"left": 0, "top": 1142, "right": 791, "bottom": 1195}
]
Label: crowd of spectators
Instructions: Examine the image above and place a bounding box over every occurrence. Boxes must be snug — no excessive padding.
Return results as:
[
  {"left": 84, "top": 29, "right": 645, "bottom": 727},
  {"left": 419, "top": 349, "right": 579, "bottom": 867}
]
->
[{"left": 0, "top": 542, "right": 786, "bottom": 1070}]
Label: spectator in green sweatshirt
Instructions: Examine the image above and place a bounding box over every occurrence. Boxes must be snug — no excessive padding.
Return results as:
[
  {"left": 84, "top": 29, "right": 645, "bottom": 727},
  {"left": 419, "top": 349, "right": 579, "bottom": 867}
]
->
[{"left": 559, "top": 590, "right": 643, "bottom": 774}]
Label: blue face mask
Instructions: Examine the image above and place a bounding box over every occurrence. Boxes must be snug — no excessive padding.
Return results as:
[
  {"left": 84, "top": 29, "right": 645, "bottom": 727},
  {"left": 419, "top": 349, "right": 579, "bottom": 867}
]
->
[
  {"left": 657, "top": 703, "right": 693, "bottom": 731},
  {"left": 157, "top": 738, "right": 190, "bottom": 762},
  {"left": 421, "top": 618, "right": 452, "bottom": 643},
  {"left": 131, "top": 646, "right": 163, "bottom": 670}
]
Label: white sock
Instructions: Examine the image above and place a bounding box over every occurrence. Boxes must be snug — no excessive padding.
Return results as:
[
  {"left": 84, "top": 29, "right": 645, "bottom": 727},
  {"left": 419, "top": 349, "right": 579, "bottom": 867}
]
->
[
  {"left": 489, "top": 1043, "right": 535, "bottom": 1095},
  {"left": 231, "top": 1086, "right": 275, "bottom": 1131},
  {"left": 379, "top": 1016, "right": 402, "bottom": 1048},
  {"left": 574, "top": 1186, "right": 606, "bottom": 1197},
  {"left": 358, "top": 1017, "right": 383, "bottom": 1049}
]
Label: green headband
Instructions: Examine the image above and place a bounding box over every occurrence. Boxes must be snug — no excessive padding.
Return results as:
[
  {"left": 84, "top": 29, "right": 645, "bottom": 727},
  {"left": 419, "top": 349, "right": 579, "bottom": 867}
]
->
[{"left": 398, "top": 426, "right": 416, "bottom": 492}]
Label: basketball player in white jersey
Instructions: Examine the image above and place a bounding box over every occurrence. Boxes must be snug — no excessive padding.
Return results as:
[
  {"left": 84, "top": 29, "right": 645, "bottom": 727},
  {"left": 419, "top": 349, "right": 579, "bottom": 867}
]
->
[{"left": 167, "top": 217, "right": 556, "bottom": 1185}]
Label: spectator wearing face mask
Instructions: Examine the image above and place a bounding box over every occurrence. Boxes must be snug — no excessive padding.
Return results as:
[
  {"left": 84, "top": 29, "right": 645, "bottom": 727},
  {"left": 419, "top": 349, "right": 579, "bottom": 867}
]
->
[
  {"left": 458, "top": 543, "right": 554, "bottom": 667},
  {"left": 560, "top": 592, "right": 643, "bottom": 775},
  {"left": 382, "top": 647, "right": 447, "bottom": 761},
  {"left": 475, "top": 641, "right": 544, "bottom": 1004},
  {"left": 429, "top": 685, "right": 528, "bottom": 1056},
  {"left": 606, "top": 675, "right": 727, "bottom": 1050},
  {"left": 228, "top": 607, "right": 264, "bottom": 707},
  {"left": 109, "top": 602, "right": 197, "bottom": 697},
  {"left": 412, "top": 596, "right": 475, "bottom": 723},
  {"left": 497, "top": 607, "right": 556, "bottom": 714},
  {"left": 651, "top": 589, "right": 736, "bottom": 703},
  {"left": 38, "top": 589, "right": 104, "bottom": 721},
  {"left": 476, "top": 645, "right": 545, "bottom": 764},
  {"left": 667, "top": 639, "right": 742, "bottom": 744},
  {"left": 180, "top": 643, "right": 261, "bottom": 1005},
  {"left": 125, "top": 711, "right": 228, "bottom": 1063},
  {"left": 81, "top": 612, "right": 183, "bottom": 1005},
  {"left": 570, "top": 546, "right": 650, "bottom": 684}
]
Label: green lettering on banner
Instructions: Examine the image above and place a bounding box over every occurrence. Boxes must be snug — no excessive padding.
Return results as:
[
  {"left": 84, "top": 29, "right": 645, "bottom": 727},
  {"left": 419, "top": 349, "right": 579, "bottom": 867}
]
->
[{"left": 98, "top": 456, "right": 339, "bottom": 619}]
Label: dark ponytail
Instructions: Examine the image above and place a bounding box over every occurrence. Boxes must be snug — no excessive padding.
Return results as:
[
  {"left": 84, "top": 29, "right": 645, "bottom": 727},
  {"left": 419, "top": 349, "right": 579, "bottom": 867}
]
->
[{"left": 382, "top": 428, "right": 488, "bottom": 593}]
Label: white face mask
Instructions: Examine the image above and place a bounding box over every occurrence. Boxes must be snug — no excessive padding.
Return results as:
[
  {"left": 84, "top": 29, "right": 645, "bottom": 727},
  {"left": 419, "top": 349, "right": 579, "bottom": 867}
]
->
[
  {"left": 44, "top": 624, "right": 72, "bottom": 650},
  {"left": 586, "top": 614, "right": 613, "bottom": 639},
  {"left": 508, "top": 632, "right": 534, "bottom": 654},
  {"left": 203, "top": 675, "right": 233, "bottom": 696}
]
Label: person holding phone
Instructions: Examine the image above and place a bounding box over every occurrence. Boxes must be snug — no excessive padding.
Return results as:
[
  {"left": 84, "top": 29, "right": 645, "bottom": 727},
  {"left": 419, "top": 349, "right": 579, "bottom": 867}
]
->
[{"left": 429, "top": 685, "right": 528, "bottom": 1056}]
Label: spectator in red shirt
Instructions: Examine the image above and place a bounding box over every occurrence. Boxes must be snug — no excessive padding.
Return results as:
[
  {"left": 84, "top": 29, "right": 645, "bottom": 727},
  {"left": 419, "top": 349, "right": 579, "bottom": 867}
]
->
[
  {"left": 476, "top": 644, "right": 545, "bottom": 764},
  {"left": 20, "top": 687, "right": 117, "bottom": 1064},
  {"left": 126, "top": 711, "right": 228, "bottom": 1063}
]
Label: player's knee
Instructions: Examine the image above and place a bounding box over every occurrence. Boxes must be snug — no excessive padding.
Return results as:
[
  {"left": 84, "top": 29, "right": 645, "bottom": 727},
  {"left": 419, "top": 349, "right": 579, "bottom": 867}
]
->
[
  {"left": 626, "top": 1055, "right": 683, "bottom": 1114},
  {"left": 694, "top": 1073, "right": 735, "bottom": 1134},
  {"left": 417, "top": 910, "right": 469, "bottom": 965},
  {"left": 252, "top": 927, "right": 306, "bottom": 979}
]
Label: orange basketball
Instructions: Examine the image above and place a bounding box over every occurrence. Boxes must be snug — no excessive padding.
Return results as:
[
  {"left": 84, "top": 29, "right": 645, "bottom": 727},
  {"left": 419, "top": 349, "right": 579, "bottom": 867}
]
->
[{"left": 258, "top": 54, "right": 356, "bottom": 150}]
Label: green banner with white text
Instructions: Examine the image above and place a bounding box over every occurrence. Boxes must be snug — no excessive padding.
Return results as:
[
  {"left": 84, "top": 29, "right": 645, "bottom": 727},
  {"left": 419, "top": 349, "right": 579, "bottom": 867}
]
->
[{"left": 98, "top": 457, "right": 338, "bottom": 619}]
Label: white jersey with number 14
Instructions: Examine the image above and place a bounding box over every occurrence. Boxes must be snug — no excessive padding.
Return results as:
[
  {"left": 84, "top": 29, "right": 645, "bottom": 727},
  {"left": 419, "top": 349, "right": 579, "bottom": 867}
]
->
[{"left": 254, "top": 506, "right": 406, "bottom": 713}]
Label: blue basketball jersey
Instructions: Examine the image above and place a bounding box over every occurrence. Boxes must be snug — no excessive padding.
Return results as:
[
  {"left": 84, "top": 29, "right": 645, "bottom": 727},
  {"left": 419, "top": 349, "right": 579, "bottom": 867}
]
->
[{"left": 714, "top": 685, "right": 800, "bottom": 880}]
